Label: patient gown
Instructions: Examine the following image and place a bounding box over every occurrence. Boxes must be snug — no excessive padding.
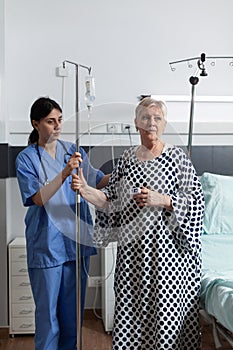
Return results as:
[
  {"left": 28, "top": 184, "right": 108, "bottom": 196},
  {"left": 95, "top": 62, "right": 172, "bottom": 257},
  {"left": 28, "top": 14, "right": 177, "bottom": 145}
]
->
[{"left": 94, "top": 144, "right": 205, "bottom": 350}]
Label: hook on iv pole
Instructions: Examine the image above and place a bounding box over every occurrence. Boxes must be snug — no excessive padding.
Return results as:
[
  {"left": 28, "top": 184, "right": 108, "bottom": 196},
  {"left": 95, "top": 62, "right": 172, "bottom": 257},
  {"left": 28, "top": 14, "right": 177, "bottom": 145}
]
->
[
  {"left": 63, "top": 60, "right": 92, "bottom": 75},
  {"left": 197, "top": 53, "right": 208, "bottom": 77}
]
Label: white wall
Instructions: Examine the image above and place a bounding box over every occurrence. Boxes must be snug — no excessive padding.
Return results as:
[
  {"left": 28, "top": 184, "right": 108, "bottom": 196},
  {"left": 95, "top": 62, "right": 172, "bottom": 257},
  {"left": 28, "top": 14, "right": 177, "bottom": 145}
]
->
[{"left": 4, "top": 0, "right": 233, "bottom": 129}]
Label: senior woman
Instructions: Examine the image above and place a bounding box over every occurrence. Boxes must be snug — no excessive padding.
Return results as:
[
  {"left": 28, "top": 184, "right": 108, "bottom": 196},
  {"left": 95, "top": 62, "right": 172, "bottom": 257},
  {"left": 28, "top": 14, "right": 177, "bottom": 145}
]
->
[{"left": 72, "top": 97, "right": 205, "bottom": 350}]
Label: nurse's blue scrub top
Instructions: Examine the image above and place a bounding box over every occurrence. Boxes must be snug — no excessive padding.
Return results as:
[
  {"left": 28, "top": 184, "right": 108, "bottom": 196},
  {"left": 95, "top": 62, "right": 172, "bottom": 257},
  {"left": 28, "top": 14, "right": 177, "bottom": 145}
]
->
[{"left": 16, "top": 141, "right": 104, "bottom": 268}]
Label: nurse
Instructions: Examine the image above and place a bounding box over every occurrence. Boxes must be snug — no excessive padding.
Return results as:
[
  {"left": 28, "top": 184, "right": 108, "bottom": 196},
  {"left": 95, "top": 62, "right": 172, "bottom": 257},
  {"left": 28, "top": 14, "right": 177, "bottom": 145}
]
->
[{"left": 16, "top": 96, "right": 108, "bottom": 350}]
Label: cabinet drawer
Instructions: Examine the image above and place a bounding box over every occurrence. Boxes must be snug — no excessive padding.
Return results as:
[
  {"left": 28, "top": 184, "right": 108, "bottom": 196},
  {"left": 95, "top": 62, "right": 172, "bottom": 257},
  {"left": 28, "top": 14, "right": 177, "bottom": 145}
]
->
[
  {"left": 11, "top": 261, "right": 28, "bottom": 275},
  {"left": 11, "top": 303, "right": 35, "bottom": 317},
  {"left": 11, "top": 275, "right": 31, "bottom": 289},
  {"left": 10, "top": 248, "right": 27, "bottom": 261},
  {"left": 12, "top": 288, "right": 34, "bottom": 303},
  {"left": 11, "top": 317, "right": 35, "bottom": 333}
]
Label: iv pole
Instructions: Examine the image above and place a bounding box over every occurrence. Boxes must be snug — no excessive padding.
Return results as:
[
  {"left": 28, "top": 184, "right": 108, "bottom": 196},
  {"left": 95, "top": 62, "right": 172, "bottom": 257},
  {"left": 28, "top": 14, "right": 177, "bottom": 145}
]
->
[
  {"left": 170, "top": 53, "right": 207, "bottom": 158},
  {"left": 188, "top": 76, "right": 199, "bottom": 158},
  {"left": 187, "top": 54, "right": 207, "bottom": 158},
  {"left": 62, "top": 60, "right": 92, "bottom": 350},
  {"left": 169, "top": 53, "right": 233, "bottom": 158}
]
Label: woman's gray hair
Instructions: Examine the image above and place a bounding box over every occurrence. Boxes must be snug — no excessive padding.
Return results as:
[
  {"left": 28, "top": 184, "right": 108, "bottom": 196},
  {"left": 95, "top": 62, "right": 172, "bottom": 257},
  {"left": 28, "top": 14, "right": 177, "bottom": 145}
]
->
[{"left": 135, "top": 97, "right": 167, "bottom": 120}]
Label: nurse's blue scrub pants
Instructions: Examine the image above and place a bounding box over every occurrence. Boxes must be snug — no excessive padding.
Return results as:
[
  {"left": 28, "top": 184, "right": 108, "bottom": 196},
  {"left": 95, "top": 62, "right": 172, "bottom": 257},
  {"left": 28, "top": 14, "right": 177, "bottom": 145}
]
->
[{"left": 28, "top": 257, "right": 90, "bottom": 350}]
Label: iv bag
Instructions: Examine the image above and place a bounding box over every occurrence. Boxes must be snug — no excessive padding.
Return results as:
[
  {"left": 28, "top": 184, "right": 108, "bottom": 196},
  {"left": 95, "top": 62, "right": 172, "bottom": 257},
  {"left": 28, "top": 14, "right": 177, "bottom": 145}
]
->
[{"left": 85, "top": 75, "right": 95, "bottom": 109}]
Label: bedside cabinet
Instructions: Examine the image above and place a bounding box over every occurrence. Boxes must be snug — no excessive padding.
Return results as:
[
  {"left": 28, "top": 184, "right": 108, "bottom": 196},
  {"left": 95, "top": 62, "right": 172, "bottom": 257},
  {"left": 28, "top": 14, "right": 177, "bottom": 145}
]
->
[{"left": 8, "top": 237, "right": 35, "bottom": 335}]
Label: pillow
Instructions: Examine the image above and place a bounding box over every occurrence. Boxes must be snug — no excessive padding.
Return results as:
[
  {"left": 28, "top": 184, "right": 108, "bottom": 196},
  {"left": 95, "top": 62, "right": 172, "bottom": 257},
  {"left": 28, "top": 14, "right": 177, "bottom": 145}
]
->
[{"left": 200, "top": 172, "right": 233, "bottom": 234}]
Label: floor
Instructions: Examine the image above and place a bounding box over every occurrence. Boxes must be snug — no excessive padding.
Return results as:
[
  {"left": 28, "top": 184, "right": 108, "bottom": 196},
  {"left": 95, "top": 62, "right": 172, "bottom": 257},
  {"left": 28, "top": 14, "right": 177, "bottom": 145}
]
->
[{"left": 0, "top": 313, "right": 233, "bottom": 350}]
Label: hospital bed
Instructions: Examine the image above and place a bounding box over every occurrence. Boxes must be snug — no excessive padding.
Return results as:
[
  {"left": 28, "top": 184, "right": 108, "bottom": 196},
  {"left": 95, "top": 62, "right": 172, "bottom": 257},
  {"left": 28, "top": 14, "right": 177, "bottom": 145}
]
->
[{"left": 200, "top": 172, "right": 233, "bottom": 348}]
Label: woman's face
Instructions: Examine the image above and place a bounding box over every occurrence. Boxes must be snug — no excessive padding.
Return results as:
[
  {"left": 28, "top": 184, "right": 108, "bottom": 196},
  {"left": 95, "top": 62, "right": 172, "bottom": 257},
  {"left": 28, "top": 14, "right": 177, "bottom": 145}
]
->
[
  {"left": 32, "top": 108, "right": 62, "bottom": 144},
  {"left": 135, "top": 105, "right": 167, "bottom": 140}
]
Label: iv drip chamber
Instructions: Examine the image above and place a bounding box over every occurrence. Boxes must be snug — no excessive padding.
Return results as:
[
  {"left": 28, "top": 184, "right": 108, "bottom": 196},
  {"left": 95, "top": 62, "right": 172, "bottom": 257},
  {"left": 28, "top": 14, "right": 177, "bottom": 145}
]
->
[{"left": 85, "top": 75, "right": 95, "bottom": 109}]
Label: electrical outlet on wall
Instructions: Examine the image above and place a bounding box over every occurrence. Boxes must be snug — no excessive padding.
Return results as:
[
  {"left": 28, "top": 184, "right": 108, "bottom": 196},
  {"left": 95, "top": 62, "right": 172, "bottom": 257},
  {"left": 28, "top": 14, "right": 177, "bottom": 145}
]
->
[
  {"left": 88, "top": 276, "right": 103, "bottom": 287},
  {"left": 107, "top": 123, "right": 118, "bottom": 133},
  {"left": 121, "top": 124, "right": 132, "bottom": 133}
]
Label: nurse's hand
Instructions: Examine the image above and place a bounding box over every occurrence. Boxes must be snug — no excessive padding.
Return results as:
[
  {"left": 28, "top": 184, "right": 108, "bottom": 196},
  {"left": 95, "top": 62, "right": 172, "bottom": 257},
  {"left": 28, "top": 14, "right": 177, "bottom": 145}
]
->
[
  {"left": 62, "top": 152, "right": 82, "bottom": 180},
  {"left": 33, "top": 152, "right": 83, "bottom": 207}
]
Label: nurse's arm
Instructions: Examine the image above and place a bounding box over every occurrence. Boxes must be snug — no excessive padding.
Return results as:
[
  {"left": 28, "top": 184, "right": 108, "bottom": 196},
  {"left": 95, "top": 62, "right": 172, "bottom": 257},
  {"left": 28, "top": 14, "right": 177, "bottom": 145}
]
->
[
  {"left": 97, "top": 174, "right": 111, "bottom": 189},
  {"left": 32, "top": 152, "right": 81, "bottom": 206}
]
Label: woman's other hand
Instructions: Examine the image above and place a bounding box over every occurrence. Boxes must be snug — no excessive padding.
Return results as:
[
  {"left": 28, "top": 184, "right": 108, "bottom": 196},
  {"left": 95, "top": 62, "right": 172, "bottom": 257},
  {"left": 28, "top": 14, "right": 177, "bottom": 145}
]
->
[{"left": 133, "top": 187, "right": 172, "bottom": 210}]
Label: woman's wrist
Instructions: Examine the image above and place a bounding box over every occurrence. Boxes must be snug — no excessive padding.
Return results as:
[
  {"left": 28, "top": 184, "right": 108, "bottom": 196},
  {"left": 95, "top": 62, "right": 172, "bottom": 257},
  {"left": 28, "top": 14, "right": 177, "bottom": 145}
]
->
[{"left": 163, "top": 194, "right": 172, "bottom": 210}]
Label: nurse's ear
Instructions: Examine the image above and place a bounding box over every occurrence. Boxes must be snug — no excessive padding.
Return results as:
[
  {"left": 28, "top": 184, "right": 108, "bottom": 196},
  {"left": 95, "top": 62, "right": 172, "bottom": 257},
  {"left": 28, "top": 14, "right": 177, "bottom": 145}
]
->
[{"left": 32, "top": 120, "right": 39, "bottom": 130}]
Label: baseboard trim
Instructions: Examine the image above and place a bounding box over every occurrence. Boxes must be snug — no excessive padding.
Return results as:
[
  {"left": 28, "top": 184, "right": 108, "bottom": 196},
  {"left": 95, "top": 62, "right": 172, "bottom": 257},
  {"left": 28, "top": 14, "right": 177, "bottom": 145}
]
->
[{"left": 0, "top": 327, "right": 9, "bottom": 339}]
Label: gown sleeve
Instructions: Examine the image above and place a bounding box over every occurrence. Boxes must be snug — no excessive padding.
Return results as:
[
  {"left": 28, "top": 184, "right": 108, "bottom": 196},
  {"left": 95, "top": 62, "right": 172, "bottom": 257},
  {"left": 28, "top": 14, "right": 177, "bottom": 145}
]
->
[{"left": 167, "top": 148, "right": 205, "bottom": 253}]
